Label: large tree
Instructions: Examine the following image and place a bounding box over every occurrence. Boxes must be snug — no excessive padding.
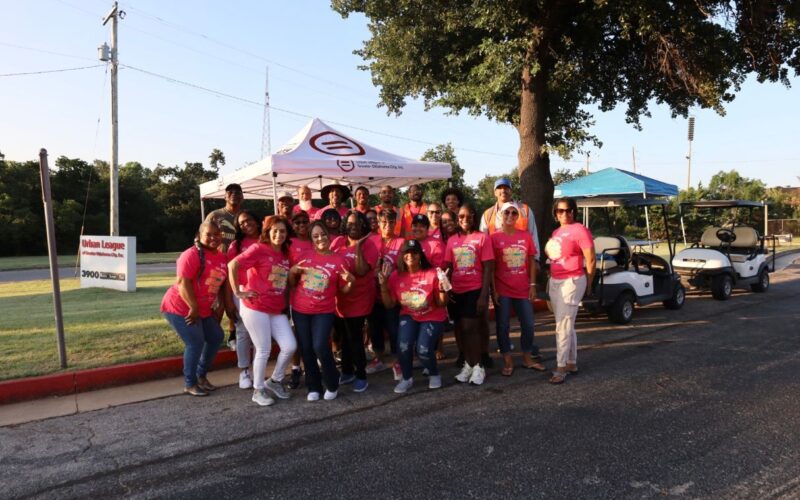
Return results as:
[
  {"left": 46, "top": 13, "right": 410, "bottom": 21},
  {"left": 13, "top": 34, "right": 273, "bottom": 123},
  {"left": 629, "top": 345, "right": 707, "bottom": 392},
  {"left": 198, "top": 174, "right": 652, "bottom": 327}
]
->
[{"left": 332, "top": 1, "right": 800, "bottom": 242}]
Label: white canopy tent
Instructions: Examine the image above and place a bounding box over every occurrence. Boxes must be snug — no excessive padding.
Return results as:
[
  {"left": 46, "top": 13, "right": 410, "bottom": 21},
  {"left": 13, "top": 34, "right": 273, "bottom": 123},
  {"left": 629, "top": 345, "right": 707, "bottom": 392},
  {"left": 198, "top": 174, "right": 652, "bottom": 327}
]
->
[{"left": 199, "top": 118, "right": 452, "bottom": 217}]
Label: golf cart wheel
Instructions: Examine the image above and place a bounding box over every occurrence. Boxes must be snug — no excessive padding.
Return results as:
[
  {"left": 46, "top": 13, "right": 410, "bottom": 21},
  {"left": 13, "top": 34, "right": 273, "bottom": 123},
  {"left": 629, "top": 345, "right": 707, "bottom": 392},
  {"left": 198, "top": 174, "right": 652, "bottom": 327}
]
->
[
  {"left": 751, "top": 269, "right": 770, "bottom": 293},
  {"left": 663, "top": 283, "right": 686, "bottom": 310},
  {"left": 711, "top": 274, "right": 733, "bottom": 301},
  {"left": 607, "top": 291, "right": 635, "bottom": 324}
]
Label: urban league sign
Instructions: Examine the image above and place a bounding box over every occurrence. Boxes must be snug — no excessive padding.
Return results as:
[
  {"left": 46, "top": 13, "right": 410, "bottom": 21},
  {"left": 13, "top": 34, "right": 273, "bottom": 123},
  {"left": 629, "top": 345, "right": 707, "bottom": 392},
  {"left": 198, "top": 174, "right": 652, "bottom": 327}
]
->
[{"left": 79, "top": 235, "right": 136, "bottom": 292}]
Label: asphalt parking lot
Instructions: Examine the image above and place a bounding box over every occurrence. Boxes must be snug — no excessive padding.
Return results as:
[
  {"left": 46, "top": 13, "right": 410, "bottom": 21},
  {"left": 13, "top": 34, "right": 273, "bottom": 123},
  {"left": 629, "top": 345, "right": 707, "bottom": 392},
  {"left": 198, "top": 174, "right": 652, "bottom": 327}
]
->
[{"left": 2, "top": 258, "right": 799, "bottom": 499}]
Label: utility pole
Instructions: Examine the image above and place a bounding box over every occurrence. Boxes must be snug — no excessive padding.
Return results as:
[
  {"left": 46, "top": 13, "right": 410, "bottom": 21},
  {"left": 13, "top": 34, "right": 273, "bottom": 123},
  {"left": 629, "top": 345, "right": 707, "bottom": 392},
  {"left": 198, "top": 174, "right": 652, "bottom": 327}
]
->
[
  {"left": 631, "top": 146, "right": 637, "bottom": 173},
  {"left": 686, "top": 116, "right": 695, "bottom": 192},
  {"left": 261, "top": 66, "right": 271, "bottom": 158},
  {"left": 584, "top": 152, "right": 590, "bottom": 174},
  {"left": 102, "top": 2, "right": 122, "bottom": 235}
]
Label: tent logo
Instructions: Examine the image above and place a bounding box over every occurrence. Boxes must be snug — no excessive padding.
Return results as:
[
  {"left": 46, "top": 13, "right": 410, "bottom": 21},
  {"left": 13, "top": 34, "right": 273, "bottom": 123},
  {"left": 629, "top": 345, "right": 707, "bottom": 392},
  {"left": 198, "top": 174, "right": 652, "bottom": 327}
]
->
[
  {"left": 336, "top": 160, "right": 356, "bottom": 172},
  {"left": 309, "top": 132, "right": 366, "bottom": 157}
]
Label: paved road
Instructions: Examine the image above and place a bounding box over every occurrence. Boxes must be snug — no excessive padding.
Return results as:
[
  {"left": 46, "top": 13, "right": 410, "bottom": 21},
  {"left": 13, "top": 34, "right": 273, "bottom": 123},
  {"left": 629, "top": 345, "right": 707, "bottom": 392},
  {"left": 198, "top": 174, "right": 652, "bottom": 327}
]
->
[
  {"left": 1, "top": 259, "right": 799, "bottom": 498},
  {"left": 0, "top": 263, "right": 175, "bottom": 283}
]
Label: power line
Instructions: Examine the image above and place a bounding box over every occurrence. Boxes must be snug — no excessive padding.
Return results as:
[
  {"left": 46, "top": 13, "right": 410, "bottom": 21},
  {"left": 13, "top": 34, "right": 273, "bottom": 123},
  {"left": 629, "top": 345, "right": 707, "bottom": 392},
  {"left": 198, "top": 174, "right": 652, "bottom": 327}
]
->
[
  {"left": 0, "top": 64, "right": 105, "bottom": 77},
  {"left": 0, "top": 41, "right": 97, "bottom": 62}
]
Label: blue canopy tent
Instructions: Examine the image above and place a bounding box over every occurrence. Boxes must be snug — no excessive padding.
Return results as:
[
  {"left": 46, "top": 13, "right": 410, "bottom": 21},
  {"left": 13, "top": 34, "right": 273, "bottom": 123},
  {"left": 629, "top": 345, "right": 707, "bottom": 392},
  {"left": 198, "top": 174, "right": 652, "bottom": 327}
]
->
[
  {"left": 553, "top": 168, "right": 679, "bottom": 246},
  {"left": 553, "top": 167, "right": 678, "bottom": 199}
]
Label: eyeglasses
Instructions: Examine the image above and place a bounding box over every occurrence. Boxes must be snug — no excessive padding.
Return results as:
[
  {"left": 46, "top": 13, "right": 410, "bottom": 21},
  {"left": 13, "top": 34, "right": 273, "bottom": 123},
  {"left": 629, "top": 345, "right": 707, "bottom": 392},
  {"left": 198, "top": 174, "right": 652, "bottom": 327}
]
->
[
  {"left": 427, "top": 210, "right": 442, "bottom": 215},
  {"left": 292, "top": 219, "right": 309, "bottom": 225},
  {"left": 457, "top": 214, "right": 473, "bottom": 219},
  {"left": 555, "top": 208, "right": 574, "bottom": 215},
  {"left": 503, "top": 211, "right": 519, "bottom": 217}
]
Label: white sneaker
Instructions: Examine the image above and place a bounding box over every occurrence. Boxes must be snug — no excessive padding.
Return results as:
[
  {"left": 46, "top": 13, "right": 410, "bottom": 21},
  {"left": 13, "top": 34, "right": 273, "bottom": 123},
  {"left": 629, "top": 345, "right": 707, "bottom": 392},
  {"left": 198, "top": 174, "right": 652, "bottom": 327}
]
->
[
  {"left": 394, "top": 377, "right": 413, "bottom": 393},
  {"left": 307, "top": 391, "right": 321, "bottom": 402},
  {"left": 366, "top": 358, "right": 386, "bottom": 374},
  {"left": 392, "top": 363, "right": 403, "bottom": 381},
  {"left": 428, "top": 375, "right": 442, "bottom": 389},
  {"left": 324, "top": 389, "right": 338, "bottom": 401},
  {"left": 455, "top": 363, "right": 473, "bottom": 383},
  {"left": 238, "top": 369, "right": 253, "bottom": 389},
  {"left": 469, "top": 365, "right": 486, "bottom": 386},
  {"left": 422, "top": 368, "right": 430, "bottom": 376},
  {"left": 265, "top": 378, "right": 289, "bottom": 399},
  {"left": 228, "top": 339, "right": 236, "bottom": 351},
  {"left": 252, "top": 388, "right": 275, "bottom": 406}
]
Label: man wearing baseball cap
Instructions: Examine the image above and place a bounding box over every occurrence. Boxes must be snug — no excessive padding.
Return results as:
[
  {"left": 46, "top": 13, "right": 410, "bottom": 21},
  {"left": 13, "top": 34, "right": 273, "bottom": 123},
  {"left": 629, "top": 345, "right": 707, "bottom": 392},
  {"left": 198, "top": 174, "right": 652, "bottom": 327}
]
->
[
  {"left": 479, "top": 178, "right": 540, "bottom": 260},
  {"left": 277, "top": 191, "right": 294, "bottom": 220},
  {"left": 205, "top": 183, "right": 244, "bottom": 253}
]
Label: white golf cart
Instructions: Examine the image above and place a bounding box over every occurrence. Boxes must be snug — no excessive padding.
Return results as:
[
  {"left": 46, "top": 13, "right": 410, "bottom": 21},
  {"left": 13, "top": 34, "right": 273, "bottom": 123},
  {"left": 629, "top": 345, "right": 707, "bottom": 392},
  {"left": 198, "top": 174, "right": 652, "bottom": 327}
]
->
[
  {"left": 672, "top": 200, "right": 775, "bottom": 300},
  {"left": 577, "top": 198, "right": 685, "bottom": 324}
]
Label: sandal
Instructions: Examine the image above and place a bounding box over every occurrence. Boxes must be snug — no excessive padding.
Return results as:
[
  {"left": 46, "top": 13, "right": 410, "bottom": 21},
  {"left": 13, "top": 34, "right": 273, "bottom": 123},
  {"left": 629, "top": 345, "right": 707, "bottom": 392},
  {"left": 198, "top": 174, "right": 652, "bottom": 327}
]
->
[
  {"left": 501, "top": 365, "right": 514, "bottom": 377},
  {"left": 548, "top": 371, "right": 568, "bottom": 384},
  {"left": 524, "top": 362, "right": 547, "bottom": 372}
]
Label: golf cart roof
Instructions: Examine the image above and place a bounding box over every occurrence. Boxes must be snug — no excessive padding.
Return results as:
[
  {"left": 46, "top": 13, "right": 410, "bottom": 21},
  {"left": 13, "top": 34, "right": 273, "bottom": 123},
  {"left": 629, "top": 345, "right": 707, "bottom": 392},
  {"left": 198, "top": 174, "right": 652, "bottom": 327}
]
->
[
  {"left": 679, "top": 200, "right": 767, "bottom": 209},
  {"left": 576, "top": 197, "right": 670, "bottom": 209}
]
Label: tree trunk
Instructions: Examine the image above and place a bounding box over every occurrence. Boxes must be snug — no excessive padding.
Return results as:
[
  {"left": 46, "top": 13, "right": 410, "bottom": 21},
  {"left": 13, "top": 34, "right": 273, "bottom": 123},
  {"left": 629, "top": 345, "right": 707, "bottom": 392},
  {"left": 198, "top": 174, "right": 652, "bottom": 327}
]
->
[{"left": 517, "top": 64, "right": 554, "bottom": 254}]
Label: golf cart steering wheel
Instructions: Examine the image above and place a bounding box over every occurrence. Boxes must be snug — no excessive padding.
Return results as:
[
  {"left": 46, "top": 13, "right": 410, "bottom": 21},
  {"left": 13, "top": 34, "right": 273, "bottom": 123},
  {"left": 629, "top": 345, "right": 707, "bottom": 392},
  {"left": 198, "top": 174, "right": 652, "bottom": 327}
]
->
[{"left": 716, "top": 228, "right": 736, "bottom": 244}]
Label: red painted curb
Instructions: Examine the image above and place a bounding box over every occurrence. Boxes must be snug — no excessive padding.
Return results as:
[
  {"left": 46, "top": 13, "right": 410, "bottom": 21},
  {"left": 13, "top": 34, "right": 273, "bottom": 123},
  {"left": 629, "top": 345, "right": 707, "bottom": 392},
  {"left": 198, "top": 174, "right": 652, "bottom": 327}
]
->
[{"left": 0, "top": 350, "right": 240, "bottom": 405}]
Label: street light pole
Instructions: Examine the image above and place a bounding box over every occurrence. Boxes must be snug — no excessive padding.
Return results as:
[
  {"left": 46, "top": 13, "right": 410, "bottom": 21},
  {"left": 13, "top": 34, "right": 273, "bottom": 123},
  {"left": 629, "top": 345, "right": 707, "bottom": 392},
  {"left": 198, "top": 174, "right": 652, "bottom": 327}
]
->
[{"left": 686, "top": 116, "right": 695, "bottom": 192}]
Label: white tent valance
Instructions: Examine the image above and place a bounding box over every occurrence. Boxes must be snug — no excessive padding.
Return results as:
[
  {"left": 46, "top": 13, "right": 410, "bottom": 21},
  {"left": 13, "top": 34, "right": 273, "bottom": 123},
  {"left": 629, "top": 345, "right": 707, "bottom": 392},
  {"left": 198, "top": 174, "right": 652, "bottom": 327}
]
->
[{"left": 199, "top": 118, "right": 452, "bottom": 200}]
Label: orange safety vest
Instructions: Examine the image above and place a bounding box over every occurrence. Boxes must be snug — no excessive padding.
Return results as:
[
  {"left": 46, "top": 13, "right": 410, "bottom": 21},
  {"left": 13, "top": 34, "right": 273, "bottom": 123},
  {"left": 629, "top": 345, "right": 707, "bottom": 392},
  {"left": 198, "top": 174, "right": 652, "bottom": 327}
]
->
[
  {"left": 399, "top": 202, "right": 427, "bottom": 238},
  {"left": 483, "top": 203, "right": 529, "bottom": 234}
]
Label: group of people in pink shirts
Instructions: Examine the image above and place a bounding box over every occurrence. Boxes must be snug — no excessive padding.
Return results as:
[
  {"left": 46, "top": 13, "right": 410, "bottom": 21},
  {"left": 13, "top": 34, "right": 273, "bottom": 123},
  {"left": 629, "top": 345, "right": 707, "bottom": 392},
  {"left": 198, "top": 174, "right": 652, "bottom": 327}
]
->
[{"left": 161, "top": 180, "right": 596, "bottom": 405}]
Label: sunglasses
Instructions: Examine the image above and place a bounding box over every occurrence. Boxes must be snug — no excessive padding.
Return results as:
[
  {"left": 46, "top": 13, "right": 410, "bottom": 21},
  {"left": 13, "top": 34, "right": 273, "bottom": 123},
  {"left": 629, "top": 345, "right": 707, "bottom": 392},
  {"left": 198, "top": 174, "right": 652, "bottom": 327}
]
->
[
  {"left": 457, "top": 214, "right": 473, "bottom": 219},
  {"left": 503, "top": 211, "right": 519, "bottom": 217},
  {"left": 292, "top": 219, "right": 309, "bottom": 225},
  {"left": 555, "top": 208, "right": 574, "bottom": 215},
  {"left": 427, "top": 210, "right": 442, "bottom": 215}
]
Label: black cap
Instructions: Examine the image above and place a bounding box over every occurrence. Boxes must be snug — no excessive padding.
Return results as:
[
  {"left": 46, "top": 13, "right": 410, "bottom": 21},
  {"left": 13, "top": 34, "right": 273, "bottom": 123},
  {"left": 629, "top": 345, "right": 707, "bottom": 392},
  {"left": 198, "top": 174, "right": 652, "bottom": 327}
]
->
[
  {"left": 411, "top": 214, "right": 430, "bottom": 228},
  {"left": 400, "top": 239, "right": 424, "bottom": 255}
]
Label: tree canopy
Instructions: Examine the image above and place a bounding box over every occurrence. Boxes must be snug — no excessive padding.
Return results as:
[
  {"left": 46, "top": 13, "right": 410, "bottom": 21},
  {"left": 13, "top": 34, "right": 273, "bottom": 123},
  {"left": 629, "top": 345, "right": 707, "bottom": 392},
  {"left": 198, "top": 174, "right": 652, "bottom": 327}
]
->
[{"left": 332, "top": 0, "right": 800, "bottom": 243}]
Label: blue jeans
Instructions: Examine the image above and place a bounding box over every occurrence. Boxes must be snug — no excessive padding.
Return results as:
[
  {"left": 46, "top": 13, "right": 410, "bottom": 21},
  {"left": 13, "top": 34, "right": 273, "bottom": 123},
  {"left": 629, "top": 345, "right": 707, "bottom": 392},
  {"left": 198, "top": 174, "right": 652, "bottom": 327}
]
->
[
  {"left": 369, "top": 301, "right": 399, "bottom": 354},
  {"left": 292, "top": 311, "right": 339, "bottom": 394},
  {"left": 163, "top": 312, "right": 224, "bottom": 388},
  {"left": 495, "top": 296, "right": 538, "bottom": 355},
  {"left": 397, "top": 316, "right": 443, "bottom": 380}
]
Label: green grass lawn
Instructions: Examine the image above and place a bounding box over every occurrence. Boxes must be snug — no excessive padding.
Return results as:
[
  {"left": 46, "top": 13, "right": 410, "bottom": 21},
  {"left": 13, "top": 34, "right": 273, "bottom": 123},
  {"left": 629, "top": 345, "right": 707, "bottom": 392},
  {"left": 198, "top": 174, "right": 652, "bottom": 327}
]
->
[
  {"left": 0, "top": 273, "right": 185, "bottom": 381},
  {"left": 0, "top": 252, "right": 180, "bottom": 271}
]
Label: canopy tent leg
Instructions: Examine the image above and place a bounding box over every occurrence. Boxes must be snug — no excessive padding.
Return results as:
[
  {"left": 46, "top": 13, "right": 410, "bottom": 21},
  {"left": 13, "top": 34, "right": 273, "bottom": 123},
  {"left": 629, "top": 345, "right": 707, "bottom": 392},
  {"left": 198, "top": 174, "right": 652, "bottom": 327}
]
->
[
  {"left": 642, "top": 194, "right": 652, "bottom": 252},
  {"left": 680, "top": 216, "right": 687, "bottom": 247},
  {"left": 272, "top": 173, "right": 278, "bottom": 215},
  {"left": 200, "top": 194, "right": 205, "bottom": 222}
]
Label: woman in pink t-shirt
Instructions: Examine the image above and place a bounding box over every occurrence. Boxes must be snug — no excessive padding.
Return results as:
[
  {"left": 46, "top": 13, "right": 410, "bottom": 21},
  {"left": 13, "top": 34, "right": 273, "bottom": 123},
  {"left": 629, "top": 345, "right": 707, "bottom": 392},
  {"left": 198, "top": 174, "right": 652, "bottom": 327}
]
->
[
  {"left": 229, "top": 216, "right": 297, "bottom": 407},
  {"left": 544, "top": 197, "right": 596, "bottom": 384},
  {"left": 289, "top": 221, "right": 356, "bottom": 402},
  {"left": 332, "top": 210, "right": 380, "bottom": 393},
  {"left": 227, "top": 210, "right": 261, "bottom": 390},
  {"left": 286, "top": 209, "right": 313, "bottom": 389},
  {"left": 366, "top": 209, "right": 404, "bottom": 377},
  {"left": 444, "top": 203, "right": 495, "bottom": 386},
  {"left": 490, "top": 202, "right": 546, "bottom": 376},
  {"left": 160, "top": 222, "right": 234, "bottom": 397},
  {"left": 378, "top": 239, "right": 449, "bottom": 393}
]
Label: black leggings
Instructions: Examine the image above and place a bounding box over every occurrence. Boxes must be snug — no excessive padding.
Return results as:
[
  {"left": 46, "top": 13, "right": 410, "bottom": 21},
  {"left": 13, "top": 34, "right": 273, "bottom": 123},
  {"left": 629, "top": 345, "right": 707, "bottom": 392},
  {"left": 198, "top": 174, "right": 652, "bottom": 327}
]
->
[{"left": 335, "top": 316, "right": 368, "bottom": 380}]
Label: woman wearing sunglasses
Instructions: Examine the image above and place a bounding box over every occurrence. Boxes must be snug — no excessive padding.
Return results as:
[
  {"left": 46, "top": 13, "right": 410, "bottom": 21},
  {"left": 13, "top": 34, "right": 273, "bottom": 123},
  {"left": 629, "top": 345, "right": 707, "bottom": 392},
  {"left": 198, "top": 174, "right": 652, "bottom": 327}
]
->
[
  {"left": 490, "top": 202, "right": 545, "bottom": 376},
  {"left": 544, "top": 197, "right": 596, "bottom": 384},
  {"left": 444, "top": 203, "right": 494, "bottom": 386}
]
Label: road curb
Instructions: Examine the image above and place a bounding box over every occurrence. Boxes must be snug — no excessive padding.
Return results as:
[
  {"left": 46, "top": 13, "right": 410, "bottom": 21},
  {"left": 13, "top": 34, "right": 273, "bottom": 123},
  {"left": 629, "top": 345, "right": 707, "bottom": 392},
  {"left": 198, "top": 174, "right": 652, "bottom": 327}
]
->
[{"left": 0, "top": 350, "right": 238, "bottom": 405}]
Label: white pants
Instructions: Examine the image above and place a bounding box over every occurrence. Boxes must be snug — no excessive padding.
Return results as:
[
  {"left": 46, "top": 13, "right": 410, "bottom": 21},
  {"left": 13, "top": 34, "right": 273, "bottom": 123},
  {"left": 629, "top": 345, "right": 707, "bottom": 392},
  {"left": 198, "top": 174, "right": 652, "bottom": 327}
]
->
[
  {"left": 232, "top": 295, "right": 252, "bottom": 369},
  {"left": 549, "top": 275, "right": 586, "bottom": 368},
  {"left": 239, "top": 304, "right": 297, "bottom": 389}
]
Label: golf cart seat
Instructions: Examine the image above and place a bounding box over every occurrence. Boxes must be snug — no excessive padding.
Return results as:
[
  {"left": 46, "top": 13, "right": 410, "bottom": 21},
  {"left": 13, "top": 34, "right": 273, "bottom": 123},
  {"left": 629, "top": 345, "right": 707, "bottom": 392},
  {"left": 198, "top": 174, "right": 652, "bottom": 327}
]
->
[
  {"left": 729, "top": 226, "right": 760, "bottom": 262},
  {"left": 594, "top": 236, "right": 629, "bottom": 272},
  {"left": 700, "top": 227, "right": 723, "bottom": 248}
]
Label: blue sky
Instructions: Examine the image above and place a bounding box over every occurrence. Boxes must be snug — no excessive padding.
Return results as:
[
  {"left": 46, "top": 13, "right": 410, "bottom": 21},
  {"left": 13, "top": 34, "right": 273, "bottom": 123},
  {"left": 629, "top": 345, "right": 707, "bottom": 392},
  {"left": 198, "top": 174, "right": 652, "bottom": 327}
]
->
[{"left": 2, "top": 0, "right": 798, "bottom": 190}]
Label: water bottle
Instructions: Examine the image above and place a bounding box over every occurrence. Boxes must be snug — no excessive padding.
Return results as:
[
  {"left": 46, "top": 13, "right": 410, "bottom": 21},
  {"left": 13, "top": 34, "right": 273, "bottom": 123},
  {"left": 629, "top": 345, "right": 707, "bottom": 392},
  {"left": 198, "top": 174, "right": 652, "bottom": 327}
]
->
[{"left": 436, "top": 267, "right": 452, "bottom": 292}]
